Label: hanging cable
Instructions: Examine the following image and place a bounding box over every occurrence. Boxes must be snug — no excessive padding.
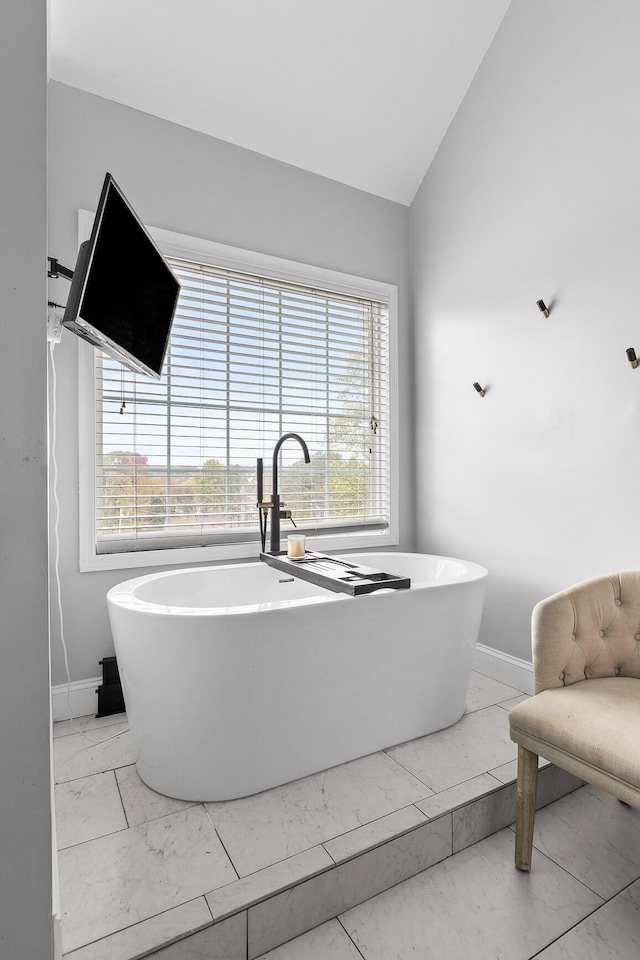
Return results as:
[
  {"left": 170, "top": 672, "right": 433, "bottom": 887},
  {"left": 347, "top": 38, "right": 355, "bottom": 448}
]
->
[{"left": 49, "top": 340, "right": 128, "bottom": 745}]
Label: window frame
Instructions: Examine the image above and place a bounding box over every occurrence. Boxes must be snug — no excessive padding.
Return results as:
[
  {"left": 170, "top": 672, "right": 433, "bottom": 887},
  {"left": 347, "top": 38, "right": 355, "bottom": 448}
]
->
[{"left": 78, "top": 216, "right": 399, "bottom": 572}]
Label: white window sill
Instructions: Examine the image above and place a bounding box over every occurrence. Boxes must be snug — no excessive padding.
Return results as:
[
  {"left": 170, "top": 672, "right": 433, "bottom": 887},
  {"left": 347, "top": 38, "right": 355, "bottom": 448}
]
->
[{"left": 79, "top": 529, "right": 397, "bottom": 573}]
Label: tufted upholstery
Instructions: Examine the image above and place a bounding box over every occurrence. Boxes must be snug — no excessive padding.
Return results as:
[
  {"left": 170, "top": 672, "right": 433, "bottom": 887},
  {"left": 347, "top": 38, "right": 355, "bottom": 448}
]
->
[
  {"left": 509, "top": 573, "right": 640, "bottom": 871},
  {"left": 533, "top": 572, "right": 640, "bottom": 692}
]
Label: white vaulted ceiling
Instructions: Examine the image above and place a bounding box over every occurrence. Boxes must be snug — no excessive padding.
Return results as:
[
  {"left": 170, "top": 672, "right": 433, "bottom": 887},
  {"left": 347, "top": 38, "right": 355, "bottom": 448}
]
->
[{"left": 48, "top": 0, "right": 511, "bottom": 205}]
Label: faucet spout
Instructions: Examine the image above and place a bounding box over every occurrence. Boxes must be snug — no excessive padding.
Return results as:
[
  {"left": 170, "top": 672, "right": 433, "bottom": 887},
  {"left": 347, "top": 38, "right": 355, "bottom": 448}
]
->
[
  {"left": 271, "top": 432, "right": 310, "bottom": 500},
  {"left": 269, "top": 433, "right": 311, "bottom": 553}
]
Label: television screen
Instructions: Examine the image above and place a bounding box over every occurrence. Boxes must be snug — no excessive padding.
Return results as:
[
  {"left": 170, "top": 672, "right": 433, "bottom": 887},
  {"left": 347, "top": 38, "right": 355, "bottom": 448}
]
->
[{"left": 63, "top": 173, "right": 180, "bottom": 380}]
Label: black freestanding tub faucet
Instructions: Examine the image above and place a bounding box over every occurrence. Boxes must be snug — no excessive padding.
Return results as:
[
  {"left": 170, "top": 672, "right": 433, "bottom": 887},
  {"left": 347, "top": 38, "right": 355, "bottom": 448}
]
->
[{"left": 266, "top": 432, "right": 310, "bottom": 553}]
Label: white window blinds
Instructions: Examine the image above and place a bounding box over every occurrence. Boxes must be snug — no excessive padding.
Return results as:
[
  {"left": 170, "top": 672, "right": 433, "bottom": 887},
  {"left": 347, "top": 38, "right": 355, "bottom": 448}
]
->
[{"left": 94, "top": 257, "right": 390, "bottom": 555}]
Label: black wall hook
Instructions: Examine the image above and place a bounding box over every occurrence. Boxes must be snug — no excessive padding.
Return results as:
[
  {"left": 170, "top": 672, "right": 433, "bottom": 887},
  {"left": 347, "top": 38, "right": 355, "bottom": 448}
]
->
[
  {"left": 473, "top": 382, "right": 486, "bottom": 398},
  {"left": 626, "top": 347, "right": 638, "bottom": 369},
  {"left": 536, "top": 299, "right": 550, "bottom": 318}
]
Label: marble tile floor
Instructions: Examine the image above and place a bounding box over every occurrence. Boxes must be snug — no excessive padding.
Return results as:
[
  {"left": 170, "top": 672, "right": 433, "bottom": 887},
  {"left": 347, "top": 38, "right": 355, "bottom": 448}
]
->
[
  {"left": 54, "top": 672, "right": 584, "bottom": 960},
  {"left": 260, "top": 787, "right": 640, "bottom": 960}
]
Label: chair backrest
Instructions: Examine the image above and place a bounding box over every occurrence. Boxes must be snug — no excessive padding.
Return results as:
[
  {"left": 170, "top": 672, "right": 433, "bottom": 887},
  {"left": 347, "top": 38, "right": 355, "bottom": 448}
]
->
[{"left": 532, "top": 572, "right": 640, "bottom": 693}]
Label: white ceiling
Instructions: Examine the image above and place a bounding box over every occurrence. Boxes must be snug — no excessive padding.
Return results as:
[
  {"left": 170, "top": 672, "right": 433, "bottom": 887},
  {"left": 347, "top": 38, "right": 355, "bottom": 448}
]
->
[{"left": 48, "top": 0, "right": 511, "bottom": 205}]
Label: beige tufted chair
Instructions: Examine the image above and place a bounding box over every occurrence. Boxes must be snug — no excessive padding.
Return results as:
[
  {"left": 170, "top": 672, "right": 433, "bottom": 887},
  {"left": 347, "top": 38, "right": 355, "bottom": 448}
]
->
[{"left": 509, "top": 572, "right": 640, "bottom": 871}]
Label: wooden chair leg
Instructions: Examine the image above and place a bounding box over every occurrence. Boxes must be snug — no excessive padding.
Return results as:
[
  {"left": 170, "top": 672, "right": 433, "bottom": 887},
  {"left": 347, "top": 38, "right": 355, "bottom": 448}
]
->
[{"left": 515, "top": 745, "right": 538, "bottom": 871}]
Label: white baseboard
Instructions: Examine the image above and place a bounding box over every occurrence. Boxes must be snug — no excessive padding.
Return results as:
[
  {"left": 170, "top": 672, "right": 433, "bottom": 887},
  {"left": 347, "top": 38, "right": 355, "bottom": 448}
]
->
[
  {"left": 51, "top": 676, "right": 101, "bottom": 722},
  {"left": 473, "top": 643, "right": 534, "bottom": 696}
]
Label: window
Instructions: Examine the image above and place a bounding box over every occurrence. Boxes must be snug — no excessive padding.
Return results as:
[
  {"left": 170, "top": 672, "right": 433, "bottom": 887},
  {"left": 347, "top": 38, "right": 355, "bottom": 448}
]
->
[{"left": 79, "top": 226, "right": 397, "bottom": 570}]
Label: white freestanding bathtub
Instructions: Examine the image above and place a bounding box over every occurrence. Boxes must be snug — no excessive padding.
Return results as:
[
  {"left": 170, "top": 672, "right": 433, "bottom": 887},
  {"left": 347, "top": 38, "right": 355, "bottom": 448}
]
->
[{"left": 107, "top": 552, "right": 487, "bottom": 801}]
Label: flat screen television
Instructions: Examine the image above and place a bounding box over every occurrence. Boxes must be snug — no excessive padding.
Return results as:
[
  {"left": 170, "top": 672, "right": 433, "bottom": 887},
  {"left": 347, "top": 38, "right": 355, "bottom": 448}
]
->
[{"left": 62, "top": 173, "right": 180, "bottom": 380}]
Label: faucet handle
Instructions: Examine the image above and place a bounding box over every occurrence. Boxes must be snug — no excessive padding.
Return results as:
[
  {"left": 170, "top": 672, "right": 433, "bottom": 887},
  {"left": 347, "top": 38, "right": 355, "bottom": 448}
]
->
[{"left": 279, "top": 507, "right": 297, "bottom": 527}]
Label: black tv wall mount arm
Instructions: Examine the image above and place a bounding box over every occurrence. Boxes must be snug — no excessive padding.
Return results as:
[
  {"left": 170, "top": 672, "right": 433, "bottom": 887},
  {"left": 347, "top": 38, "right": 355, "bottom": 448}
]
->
[{"left": 47, "top": 257, "right": 74, "bottom": 281}]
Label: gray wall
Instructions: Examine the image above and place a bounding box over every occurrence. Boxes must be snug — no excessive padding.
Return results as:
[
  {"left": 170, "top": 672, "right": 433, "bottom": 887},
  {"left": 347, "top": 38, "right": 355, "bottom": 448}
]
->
[
  {"left": 0, "top": 0, "right": 53, "bottom": 956},
  {"left": 411, "top": 0, "right": 640, "bottom": 662},
  {"left": 48, "top": 82, "right": 412, "bottom": 684}
]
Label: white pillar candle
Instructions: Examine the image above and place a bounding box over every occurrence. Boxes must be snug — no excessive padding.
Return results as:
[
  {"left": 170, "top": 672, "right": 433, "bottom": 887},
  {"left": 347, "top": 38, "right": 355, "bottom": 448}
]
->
[{"left": 287, "top": 534, "right": 306, "bottom": 558}]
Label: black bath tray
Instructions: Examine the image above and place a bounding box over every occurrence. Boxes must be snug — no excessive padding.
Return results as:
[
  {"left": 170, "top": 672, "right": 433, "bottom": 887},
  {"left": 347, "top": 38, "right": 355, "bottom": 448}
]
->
[{"left": 260, "top": 551, "right": 410, "bottom": 596}]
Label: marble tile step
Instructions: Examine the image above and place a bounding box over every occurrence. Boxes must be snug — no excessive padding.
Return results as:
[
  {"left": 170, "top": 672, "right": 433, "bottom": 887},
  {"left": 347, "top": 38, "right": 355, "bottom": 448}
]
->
[{"left": 63, "top": 763, "right": 582, "bottom": 960}]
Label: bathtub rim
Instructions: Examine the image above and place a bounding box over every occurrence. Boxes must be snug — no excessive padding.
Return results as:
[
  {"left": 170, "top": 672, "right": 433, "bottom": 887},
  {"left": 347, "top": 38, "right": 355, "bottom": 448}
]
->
[{"left": 106, "top": 551, "right": 488, "bottom": 617}]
